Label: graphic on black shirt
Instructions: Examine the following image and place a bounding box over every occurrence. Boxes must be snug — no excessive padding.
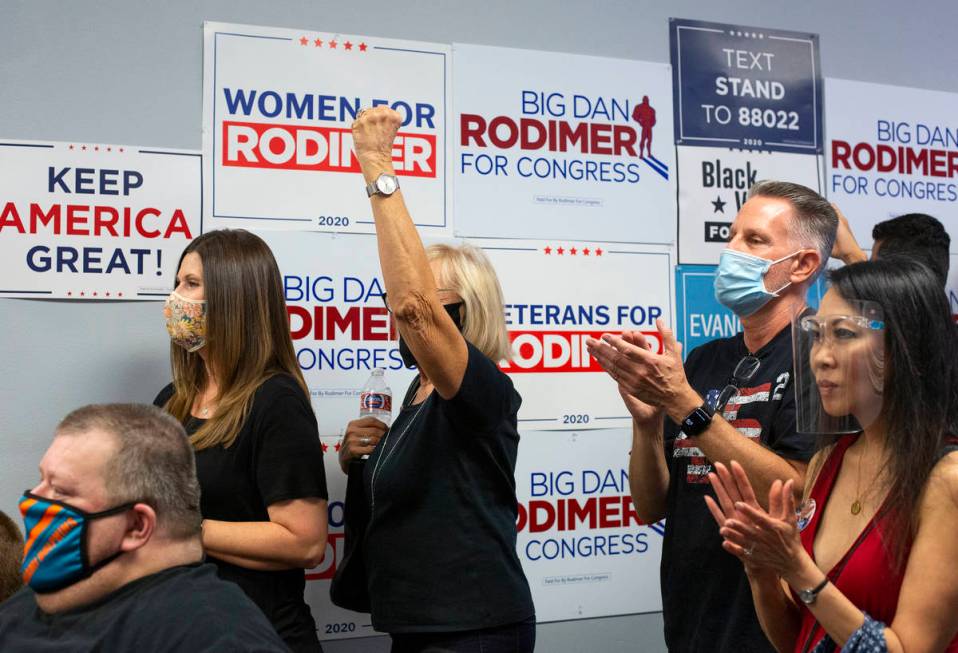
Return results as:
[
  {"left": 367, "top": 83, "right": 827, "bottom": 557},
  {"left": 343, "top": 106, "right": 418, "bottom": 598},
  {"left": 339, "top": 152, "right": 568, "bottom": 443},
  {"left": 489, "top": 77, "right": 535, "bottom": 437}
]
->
[{"left": 671, "top": 373, "right": 790, "bottom": 484}]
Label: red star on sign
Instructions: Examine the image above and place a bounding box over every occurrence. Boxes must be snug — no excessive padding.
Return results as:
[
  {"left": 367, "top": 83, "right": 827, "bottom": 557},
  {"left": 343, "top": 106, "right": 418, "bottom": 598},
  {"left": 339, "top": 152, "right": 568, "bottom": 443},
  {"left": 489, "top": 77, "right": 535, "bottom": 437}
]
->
[
  {"left": 583, "top": 248, "right": 591, "bottom": 256},
  {"left": 80, "top": 292, "right": 85, "bottom": 297},
  {"left": 321, "top": 442, "right": 329, "bottom": 453},
  {"left": 359, "top": 42, "right": 368, "bottom": 52},
  {"left": 67, "top": 291, "right": 72, "bottom": 296},
  {"left": 595, "top": 248, "right": 604, "bottom": 256},
  {"left": 106, "top": 147, "right": 111, "bottom": 152},
  {"left": 81, "top": 145, "right": 86, "bottom": 150},
  {"left": 299, "top": 36, "right": 308, "bottom": 45},
  {"left": 93, "top": 292, "right": 98, "bottom": 296},
  {"left": 68, "top": 145, "right": 74, "bottom": 150},
  {"left": 94, "top": 146, "right": 99, "bottom": 151},
  {"left": 105, "top": 292, "right": 110, "bottom": 297},
  {"left": 570, "top": 247, "right": 578, "bottom": 255},
  {"left": 544, "top": 246, "right": 552, "bottom": 255},
  {"left": 557, "top": 247, "right": 565, "bottom": 255},
  {"left": 334, "top": 442, "right": 342, "bottom": 452},
  {"left": 119, "top": 148, "right": 124, "bottom": 152},
  {"left": 329, "top": 40, "right": 338, "bottom": 48},
  {"left": 344, "top": 41, "right": 353, "bottom": 50},
  {"left": 314, "top": 38, "right": 323, "bottom": 47}
]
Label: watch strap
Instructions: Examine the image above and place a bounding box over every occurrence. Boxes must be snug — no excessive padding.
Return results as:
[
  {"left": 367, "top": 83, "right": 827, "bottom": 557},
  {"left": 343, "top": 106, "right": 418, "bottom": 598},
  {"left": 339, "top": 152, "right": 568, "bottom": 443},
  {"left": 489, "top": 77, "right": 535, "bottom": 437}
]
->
[
  {"left": 680, "top": 404, "right": 713, "bottom": 437},
  {"left": 799, "top": 577, "right": 829, "bottom": 605}
]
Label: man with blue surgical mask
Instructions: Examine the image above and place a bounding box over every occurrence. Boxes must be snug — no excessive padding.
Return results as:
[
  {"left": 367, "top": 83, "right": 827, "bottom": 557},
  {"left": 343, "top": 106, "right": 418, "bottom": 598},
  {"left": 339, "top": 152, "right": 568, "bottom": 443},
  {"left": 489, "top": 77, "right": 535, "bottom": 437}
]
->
[
  {"left": 587, "top": 180, "right": 838, "bottom": 653},
  {"left": 0, "top": 404, "right": 291, "bottom": 652}
]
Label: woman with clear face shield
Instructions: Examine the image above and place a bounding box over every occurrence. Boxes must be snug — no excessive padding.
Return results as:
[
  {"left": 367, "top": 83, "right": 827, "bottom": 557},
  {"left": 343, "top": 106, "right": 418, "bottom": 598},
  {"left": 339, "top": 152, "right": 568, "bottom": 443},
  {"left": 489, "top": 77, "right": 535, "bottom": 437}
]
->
[{"left": 705, "top": 258, "right": 958, "bottom": 652}]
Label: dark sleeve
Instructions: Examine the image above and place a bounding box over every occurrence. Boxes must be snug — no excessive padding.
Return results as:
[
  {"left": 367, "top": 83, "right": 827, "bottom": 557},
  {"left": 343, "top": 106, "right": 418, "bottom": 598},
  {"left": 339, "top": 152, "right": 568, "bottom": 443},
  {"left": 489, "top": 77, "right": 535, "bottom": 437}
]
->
[
  {"left": 153, "top": 383, "right": 175, "bottom": 408},
  {"left": 766, "top": 372, "right": 816, "bottom": 462},
  {"left": 662, "top": 414, "right": 676, "bottom": 473},
  {"left": 664, "top": 343, "right": 706, "bottom": 470},
  {"left": 445, "top": 341, "right": 518, "bottom": 434},
  {"left": 253, "top": 385, "right": 328, "bottom": 506}
]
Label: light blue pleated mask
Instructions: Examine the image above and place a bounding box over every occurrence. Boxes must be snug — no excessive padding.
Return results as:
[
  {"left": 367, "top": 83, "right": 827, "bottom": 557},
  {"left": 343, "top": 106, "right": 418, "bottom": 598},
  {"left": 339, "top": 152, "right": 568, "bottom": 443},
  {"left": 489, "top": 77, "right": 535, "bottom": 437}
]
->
[{"left": 714, "top": 249, "right": 800, "bottom": 317}]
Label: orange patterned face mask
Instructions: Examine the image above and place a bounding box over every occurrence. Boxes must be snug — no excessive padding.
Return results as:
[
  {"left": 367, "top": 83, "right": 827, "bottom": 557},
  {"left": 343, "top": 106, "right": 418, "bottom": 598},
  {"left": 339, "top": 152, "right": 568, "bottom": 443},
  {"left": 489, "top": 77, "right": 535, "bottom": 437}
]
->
[
  {"left": 19, "top": 492, "right": 135, "bottom": 593},
  {"left": 163, "top": 291, "right": 207, "bottom": 352}
]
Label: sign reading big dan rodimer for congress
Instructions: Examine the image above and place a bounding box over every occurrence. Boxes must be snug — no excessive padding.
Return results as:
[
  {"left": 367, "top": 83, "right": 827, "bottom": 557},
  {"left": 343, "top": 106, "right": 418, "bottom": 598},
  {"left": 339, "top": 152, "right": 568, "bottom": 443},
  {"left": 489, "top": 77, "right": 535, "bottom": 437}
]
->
[
  {"left": 203, "top": 21, "right": 450, "bottom": 235},
  {"left": 453, "top": 44, "right": 676, "bottom": 245}
]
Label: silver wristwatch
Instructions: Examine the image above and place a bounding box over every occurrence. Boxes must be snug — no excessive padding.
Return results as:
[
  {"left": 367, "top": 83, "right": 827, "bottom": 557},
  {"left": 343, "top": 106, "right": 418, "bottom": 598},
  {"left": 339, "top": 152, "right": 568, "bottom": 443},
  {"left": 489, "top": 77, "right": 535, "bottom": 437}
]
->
[
  {"left": 798, "top": 577, "right": 829, "bottom": 605},
  {"left": 365, "top": 173, "right": 400, "bottom": 197}
]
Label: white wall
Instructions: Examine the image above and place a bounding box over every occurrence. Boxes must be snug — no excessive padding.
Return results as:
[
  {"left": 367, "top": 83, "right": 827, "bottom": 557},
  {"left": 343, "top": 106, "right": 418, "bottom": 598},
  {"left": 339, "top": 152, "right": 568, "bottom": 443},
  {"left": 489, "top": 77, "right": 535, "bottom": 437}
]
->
[{"left": 3, "top": 1, "right": 956, "bottom": 650}]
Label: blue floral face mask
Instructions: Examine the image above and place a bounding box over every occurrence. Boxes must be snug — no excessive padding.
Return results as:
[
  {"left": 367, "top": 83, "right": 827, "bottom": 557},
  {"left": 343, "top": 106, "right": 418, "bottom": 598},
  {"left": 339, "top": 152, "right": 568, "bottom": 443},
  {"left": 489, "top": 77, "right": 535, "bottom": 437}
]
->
[
  {"left": 19, "top": 491, "right": 135, "bottom": 593},
  {"left": 714, "top": 249, "right": 801, "bottom": 317}
]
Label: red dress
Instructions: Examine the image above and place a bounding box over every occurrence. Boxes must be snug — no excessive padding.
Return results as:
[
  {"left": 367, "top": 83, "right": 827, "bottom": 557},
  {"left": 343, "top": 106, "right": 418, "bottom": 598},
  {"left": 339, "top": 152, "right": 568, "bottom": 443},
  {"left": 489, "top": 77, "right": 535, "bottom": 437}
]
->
[{"left": 793, "top": 434, "right": 958, "bottom": 652}]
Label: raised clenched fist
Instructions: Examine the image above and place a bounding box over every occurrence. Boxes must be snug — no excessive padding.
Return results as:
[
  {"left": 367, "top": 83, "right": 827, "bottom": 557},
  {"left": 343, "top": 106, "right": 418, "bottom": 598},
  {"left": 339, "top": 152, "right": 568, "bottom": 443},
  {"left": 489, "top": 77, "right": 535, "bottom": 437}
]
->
[{"left": 351, "top": 106, "right": 402, "bottom": 174}]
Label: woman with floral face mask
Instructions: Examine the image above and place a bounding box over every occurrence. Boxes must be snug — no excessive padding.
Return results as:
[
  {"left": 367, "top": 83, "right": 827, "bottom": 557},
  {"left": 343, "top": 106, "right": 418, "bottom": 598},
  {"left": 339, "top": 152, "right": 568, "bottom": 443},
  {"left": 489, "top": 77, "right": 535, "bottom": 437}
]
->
[
  {"left": 706, "top": 258, "right": 958, "bottom": 653},
  {"left": 155, "top": 229, "right": 329, "bottom": 653}
]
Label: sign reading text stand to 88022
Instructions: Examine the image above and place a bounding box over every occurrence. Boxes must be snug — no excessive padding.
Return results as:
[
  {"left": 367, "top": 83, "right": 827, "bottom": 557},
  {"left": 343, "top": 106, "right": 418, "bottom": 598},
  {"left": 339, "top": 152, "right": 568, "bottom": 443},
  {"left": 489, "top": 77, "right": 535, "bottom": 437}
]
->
[{"left": 670, "top": 18, "right": 822, "bottom": 154}]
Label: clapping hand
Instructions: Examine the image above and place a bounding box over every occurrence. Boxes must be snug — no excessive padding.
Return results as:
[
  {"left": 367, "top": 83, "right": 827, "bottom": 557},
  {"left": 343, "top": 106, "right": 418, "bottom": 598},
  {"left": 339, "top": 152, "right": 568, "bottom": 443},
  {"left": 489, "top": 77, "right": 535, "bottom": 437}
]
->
[{"left": 706, "top": 461, "right": 805, "bottom": 579}]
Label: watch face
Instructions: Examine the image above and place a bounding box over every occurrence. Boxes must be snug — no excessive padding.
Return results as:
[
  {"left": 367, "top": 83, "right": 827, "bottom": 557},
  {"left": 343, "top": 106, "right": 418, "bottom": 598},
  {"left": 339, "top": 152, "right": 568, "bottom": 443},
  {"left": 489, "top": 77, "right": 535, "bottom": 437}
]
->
[{"left": 377, "top": 175, "right": 398, "bottom": 194}]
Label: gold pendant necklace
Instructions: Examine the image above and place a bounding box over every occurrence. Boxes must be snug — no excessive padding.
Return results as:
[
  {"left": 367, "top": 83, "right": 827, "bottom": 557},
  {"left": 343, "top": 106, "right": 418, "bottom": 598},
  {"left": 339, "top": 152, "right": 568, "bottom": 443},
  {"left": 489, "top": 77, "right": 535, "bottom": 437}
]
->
[{"left": 850, "top": 437, "right": 885, "bottom": 516}]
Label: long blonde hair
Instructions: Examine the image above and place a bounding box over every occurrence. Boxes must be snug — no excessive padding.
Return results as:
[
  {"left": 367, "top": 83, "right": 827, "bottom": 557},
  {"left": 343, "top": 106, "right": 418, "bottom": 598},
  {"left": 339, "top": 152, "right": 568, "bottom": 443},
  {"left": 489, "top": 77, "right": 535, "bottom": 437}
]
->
[
  {"left": 426, "top": 243, "right": 512, "bottom": 362},
  {"left": 164, "top": 229, "right": 308, "bottom": 450}
]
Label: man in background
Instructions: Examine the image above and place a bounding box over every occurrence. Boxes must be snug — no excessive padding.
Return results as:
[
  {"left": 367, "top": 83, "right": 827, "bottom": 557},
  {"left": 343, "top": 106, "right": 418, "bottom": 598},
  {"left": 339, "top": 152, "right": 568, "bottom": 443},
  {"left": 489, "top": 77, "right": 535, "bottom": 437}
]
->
[{"left": 831, "top": 207, "right": 951, "bottom": 286}]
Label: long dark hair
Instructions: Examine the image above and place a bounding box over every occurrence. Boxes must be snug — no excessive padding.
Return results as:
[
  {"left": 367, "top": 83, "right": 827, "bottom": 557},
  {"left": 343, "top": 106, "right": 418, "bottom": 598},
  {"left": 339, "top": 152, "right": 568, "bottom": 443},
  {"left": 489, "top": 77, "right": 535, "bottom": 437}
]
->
[
  {"left": 163, "top": 229, "right": 308, "bottom": 450},
  {"left": 827, "top": 257, "right": 957, "bottom": 569}
]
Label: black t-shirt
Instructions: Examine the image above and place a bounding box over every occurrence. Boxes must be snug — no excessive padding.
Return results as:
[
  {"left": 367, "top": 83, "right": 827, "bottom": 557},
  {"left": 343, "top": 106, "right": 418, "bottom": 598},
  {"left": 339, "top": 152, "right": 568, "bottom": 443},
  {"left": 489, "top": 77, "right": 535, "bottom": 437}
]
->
[
  {"left": 661, "top": 324, "right": 815, "bottom": 653},
  {"left": 0, "top": 563, "right": 291, "bottom": 652},
  {"left": 361, "top": 342, "right": 535, "bottom": 633},
  {"left": 154, "top": 375, "right": 328, "bottom": 651}
]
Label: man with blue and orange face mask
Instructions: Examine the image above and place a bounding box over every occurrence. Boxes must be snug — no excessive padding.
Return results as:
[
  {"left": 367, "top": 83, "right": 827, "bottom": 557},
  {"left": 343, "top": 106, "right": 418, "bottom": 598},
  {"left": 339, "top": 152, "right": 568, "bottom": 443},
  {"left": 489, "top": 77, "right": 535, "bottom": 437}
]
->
[
  {"left": 0, "top": 404, "right": 290, "bottom": 652},
  {"left": 587, "top": 181, "right": 839, "bottom": 653}
]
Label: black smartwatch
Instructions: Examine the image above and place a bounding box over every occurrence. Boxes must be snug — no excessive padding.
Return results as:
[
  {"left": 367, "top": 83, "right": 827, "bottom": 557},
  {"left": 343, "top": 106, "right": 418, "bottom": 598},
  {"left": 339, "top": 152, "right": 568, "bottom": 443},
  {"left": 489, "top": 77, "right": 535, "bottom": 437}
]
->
[{"left": 680, "top": 403, "right": 713, "bottom": 436}]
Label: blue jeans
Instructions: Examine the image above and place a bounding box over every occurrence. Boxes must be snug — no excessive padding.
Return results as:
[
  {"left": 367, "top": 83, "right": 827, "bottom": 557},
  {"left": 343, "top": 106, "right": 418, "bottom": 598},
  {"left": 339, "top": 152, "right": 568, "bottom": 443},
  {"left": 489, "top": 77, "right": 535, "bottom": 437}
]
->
[{"left": 389, "top": 617, "right": 536, "bottom": 653}]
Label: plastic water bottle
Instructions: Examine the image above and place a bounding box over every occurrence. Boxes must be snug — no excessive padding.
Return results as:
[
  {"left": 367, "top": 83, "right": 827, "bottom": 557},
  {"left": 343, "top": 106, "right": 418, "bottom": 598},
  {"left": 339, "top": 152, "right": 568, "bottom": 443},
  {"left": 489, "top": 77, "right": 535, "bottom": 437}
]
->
[{"left": 359, "top": 368, "right": 392, "bottom": 427}]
